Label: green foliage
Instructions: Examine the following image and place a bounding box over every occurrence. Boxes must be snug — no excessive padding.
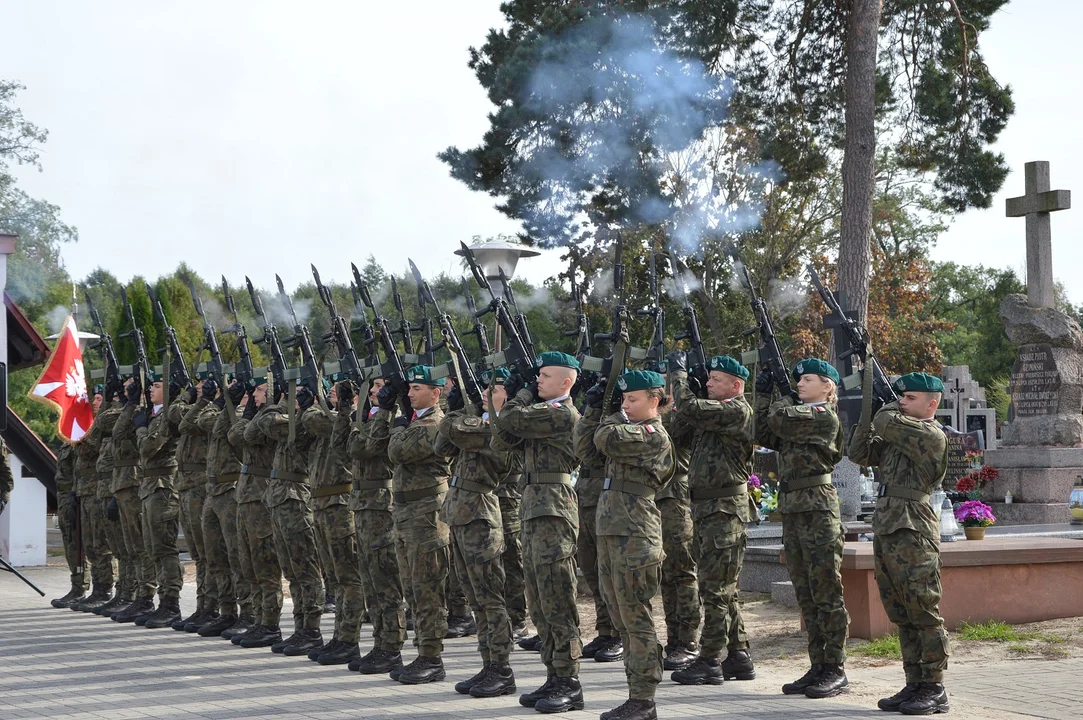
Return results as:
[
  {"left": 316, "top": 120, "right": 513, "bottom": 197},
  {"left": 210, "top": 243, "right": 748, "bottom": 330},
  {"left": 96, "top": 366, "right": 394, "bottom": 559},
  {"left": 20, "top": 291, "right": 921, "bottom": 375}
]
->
[
  {"left": 850, "top": 634, "right": 902, "bottom": 659},
  {"left": 956, "top": 620, "right": 1064, "bottom": 644}
]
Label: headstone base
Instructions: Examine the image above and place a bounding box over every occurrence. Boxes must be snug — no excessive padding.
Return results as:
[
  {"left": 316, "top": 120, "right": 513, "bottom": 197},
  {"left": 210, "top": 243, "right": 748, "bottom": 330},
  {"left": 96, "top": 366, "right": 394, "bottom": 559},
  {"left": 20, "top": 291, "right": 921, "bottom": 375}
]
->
[
  {"left": 986, "top": 502, "right": 1070, "bottom": 525},
  {"left": 983, "top": 447, "right": 1079, "bottom": 525},
  {"left": 832, "top": 458, "right": 863, "bottom": 520}
]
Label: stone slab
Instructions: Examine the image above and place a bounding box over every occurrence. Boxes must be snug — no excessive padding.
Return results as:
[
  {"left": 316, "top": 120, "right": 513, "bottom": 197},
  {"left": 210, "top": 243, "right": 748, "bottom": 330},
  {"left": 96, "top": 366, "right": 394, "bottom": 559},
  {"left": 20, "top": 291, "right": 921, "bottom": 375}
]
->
[
  {"left": 990, "top": 466, "right": 1077, "bottom": 504},
  {"left": 986, "top": 502, "right": 1071, "bottom": 525},
  {"left": 769, "top": 581, "right": 796, "bottom": 608},
  {"left": 985, "top": 446, "right": 1083, "bottom": 467}
]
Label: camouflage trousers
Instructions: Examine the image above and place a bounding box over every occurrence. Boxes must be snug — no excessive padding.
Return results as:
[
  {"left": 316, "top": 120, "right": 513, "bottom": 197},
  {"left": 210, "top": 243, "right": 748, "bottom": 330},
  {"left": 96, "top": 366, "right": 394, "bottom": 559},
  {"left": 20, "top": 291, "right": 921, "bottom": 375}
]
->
[
  {"left": 577, "top": 501, "right": 615, "bottom": 637},
  {"left": 451, "top": 519, "right": 511, "bottom": 663},
  {"left": 141, "top": 486, "right": 183, "bottom": 600},
  {"left": 115, "top": 486, "right": 155, "bottom": 600},
  {"left": 202, "top": 489, "right": 247, "bottom": 617},
  {"left": 782, "top": 509, "right": 849, "bottom": 665},
  {"left": 314, "top": 504, "right": 365, "bottom": 643},
  {"left": 446, "top": 534, "right": 470, "bottom": 617},
  {"left": 100, "top": 494, "right": 135, "bottom": 600},
  {"left": 523, "top": 515, "right": 581, "bottom": 677},
  {"left": 498, "top": 495, "right": 526, "bottom": 627},
  {"left": 269, "top": 498, "right": 324, "bottom": 631},
  {"left": 695, "top": 511, "right": 748, "bottom": 659},
  {"left": 55, "top": 489, "right": 87, "bottom": 593},
  {"left": 659, "top": 498, "right": 700, "bottom": 648},
  {"left": 598, "top": 534, "right": 664, "bottom": 700},
  {"left": 179, "top": 480, "right": 210, "bottom": 611},
  {"left": 394, "top": 505, "right": 450, "bottom": 657},
  {"left": 874, "top": 529, "right": 949, "bottom": 683},
  {"left": 237, "top": 499, "right": 283, "bottom": 627},
  {"left": 78, "top": 493, "right": 115, "bottom": 592},
  {"left": 355, "top": 508, "right": 406, "bottom": 653}
]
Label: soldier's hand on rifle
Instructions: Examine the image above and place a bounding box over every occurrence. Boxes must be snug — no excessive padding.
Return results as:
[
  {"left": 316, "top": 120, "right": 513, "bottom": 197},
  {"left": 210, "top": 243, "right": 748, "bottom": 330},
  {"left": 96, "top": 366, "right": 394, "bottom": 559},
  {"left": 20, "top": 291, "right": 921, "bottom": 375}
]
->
[
  {"left": 584, "top": 382, "right": 607, "bottom": 410},
  {"left": 227, "top": 381, "right": 245, "bottom": 406},
  {"left": 336, "top": 381, "right": 355, "bottom": 411},
  {"left": 202, "top": 378, "right": 219, "bottom": 401},
  {"left": 242, "top": 393, "right": 259, "bottom": 420},
  {"left": 106, "top": 497, "right": 120, "bottom": 522},
  {"left": 527, "top": 380, "right": 541, "bottom": 402},
  {"left": 687, "top": 374, "right": 703, "bottom": 398},
  {"left": 755, "top": 370, "right": 774, "bottom": 394},
  {"left": 125, "top": 378, "right": 142, "bottom": 404},
  {"left": 376, "top": 383, "right": 399, "bottom": 411},
  {"left": 186, "top": 385, "right": 199, "bottom": 404},
  {"left": 169, "top": 380, "right": 184, "bottom": 402},
  {"left": 609, "top": 387, "right": 624, "bottom": 415},
  {"left": 666, "top": 351, "right": 687, "bottom": 373},
  {"left": 132, "top": 409, "right": 150, "bottom": 429},
  {"left": 446, "top": 386, "right": 464, "bottom": 412},
  {"left": 296, "top": 384, "right": 315, "bottom": 411},
  {"left": 503, "top": 370, "right": 526, "bottom": 398}
]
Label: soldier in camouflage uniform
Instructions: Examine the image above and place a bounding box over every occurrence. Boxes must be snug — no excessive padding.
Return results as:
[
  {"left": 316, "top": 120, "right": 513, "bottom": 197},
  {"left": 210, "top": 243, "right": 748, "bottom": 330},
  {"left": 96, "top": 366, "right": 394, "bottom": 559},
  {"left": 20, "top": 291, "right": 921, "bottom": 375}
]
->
[
  {"left": 173, "top": 380, "right": 215, "bottom": 631},
  {"left": 755, "top": 359, "right": 850, "bottom": 698},
  {"left": 667, "top": 352, "right": 756, "bottom": 686},
  {"left": 849, "top": 372, "right": 950, "bottom": 716},
  {"left": 255, "top": 382, "right": 325, "bottom": 656},
  {"left": 658, "top": 398, "right": 701, "bottom": 671},
  {"left": 372, "top": 365, "right": 452, "bottom": 684},
  {"left": 434, "top": 368, "right": 518, "bottom": 698},
  {"left": 345, "top": 377, "right": 408, "bottom": 675},
  {"left": 495, "top": 351, "right": 585, "bottom": 714},
  {"left": 50, "top": 441, "right": 89, "bottom": 608},
  {"left": 70, "top": 390, "right": 116, "bottom": 612},
  {"left": 490, "top": 372, "right": 528, "bottom": 642},
  {"left": 93, "top": 386, "right": 134, "bottom": 617},
  {"left": 131, "top": 377, "right": 187, "bottom": 629},
  {"left": 112, "top": 379, "right": 157, "bottom": 624},
  {"left": 228, "top": 380, "right": 285, "bottom": 648},
  {"left": 192, "top": 380, "right": 253, "bottom": 638},
  {"left": 301, "top": 380, "right": 365, "bottom": 665}
]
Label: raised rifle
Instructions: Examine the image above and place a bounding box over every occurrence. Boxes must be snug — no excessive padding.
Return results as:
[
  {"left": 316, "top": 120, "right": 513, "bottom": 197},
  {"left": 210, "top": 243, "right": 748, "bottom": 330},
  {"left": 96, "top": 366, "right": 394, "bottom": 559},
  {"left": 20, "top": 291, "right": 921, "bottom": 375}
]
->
[
  {"left": 563, "top": 268, "right": 597, "bottom": 401},
  {"left": 807, "top": 265, "right": 898, "bottom": 405},
  {"left": 221, "top": 276, "right": 256, "bottom": 390},
  {"left": 459, "top": 241, "right": 538, "bottom": 383},
  {"left": 670, "top": 254, "right": 708, "bottom": 394},
  {"left": 411, "top": 259, "right": 484, "bottom": 411},
  {"left": 593, "top": 232, "right": 629, "bottom": 412},
  {"left": 349, "top": 279, "right": 379, "bottom": 366},
  {"left": 354, "top": 265, "right": 413, "bottom": 417},
  {"left": 740, "top": 266, "right": 796, "bottom": 399},
  {"left": 390, "top": 277, "right": 415, "bottom": 359},
  {"left": 145, "top": 282, "right": 192, "bottom": 391},
  {"left": 185, "top": 276, "right": 226, "bottom": 388},
  {"left": 409, "top": 268, "right": 437, "bottom": 367},
  {"left": 84, "top": 290, "right": 121, "bottom": 392},
  {"left": 312, "top": 264, "right": 363, "bottom": 384},
  {"left": 119, "top": 287, "right": 152, "bottom": 407},
  {"left": 635, "top": 251, "right": 666, "bottom": 371},
  {"left": 461, "top": 277, "right": 491, "bottom": 375},
  {"left": 275, "top": 274, "right": 329, "bottom": 412},
  {"left": 499, "top": 267, "right": 536, "bottom": 361},
  {"left": 246, "top": 276, "right": 289, "bottom": 398}
]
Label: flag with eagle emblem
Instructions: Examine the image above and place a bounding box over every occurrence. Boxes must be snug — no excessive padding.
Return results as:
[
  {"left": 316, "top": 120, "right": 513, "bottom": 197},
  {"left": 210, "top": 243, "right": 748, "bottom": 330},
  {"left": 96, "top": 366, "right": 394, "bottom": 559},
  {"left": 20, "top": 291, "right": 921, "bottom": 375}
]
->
[{"left": 28, "top": 315, "right": 95, "bottom": 442}]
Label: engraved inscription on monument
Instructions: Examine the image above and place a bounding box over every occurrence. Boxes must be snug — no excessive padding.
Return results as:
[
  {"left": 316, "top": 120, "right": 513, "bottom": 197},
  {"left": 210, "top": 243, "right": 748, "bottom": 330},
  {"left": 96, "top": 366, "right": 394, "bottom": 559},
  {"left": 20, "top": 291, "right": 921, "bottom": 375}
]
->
[{"left": 1009, "top": 343, "right": 1061, "bottom": 417}]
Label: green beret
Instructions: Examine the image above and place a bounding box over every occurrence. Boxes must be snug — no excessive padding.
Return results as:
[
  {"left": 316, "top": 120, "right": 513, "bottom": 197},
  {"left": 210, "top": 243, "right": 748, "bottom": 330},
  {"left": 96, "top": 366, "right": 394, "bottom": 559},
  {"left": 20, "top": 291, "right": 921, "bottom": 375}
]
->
[
  {"left": 707, "top": 355, "right": 749, "bottom": 380},
  {"left": 406, "top": 365, "right": 447, "bottom": 387},
  {"left": 252, "top": 376, "right": 268, "bottom": 388},
  {"left": 894, "top": 372, "right": 944, "bottom": 393},
  {"left": 482, "top": 366, "right": 511, "bottom": 387},
  {"left": 616, "top": 370, "right": 665, "bottom": 392},
  {"left": 93, "top": 383, "right": 105, "bottom": 396},
  {"left": 792, "top": 358, "right": 840, "bottom": 384},
  {"left": 536, "top": 351, "right": 580, "bottom": 371}
]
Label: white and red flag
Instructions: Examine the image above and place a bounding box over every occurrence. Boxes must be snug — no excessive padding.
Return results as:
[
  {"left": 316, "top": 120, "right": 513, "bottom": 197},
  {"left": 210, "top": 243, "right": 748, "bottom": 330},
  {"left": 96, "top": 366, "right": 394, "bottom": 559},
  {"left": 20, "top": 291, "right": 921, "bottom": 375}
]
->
[{"left": 28, "top": 315, "right": 95, "bottom": 442}]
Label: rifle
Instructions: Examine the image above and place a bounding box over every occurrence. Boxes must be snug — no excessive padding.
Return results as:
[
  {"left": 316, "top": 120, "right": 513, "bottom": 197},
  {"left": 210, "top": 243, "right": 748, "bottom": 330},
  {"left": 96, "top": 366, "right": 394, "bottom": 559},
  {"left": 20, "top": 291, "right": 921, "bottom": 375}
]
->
[
  {"left": 461, "top": 277, "right": 492, "bottom": 375},
  {"left": 670, "top": 255, "right": 708, "bottom": 393},
  {"left": 807, "top": 265, "right": 898, "bottom": 405},
  {"left": 145, "top": 282, "right": 192, "bottom": 391},
  {"left": 354, "top": 265, "right": 413, "bottom": 418},
  {"left": 349, "top": 279, "right": 379, "bottom": 366},
  {"left": 390, "top": 277, "right": 415, "bottom": 359},
  {"left": 740, "top": 266, "right": 796, "bottom": 399},
  {"left": 563, "top": 270, "right": 592, "bottom": 362},
  {"left": 593, "top": 232, "right": 629, "bottom": 412},
  {"left": 459, "top": 241, "right": 538, "bottom": 383},
  {"left": 411, "top": 260, "right": 484, "bottom": 411},
  {"left": 275, "top": 274, "right": 330, "bottom": 413},
  {"left": 119, "top": 287, "right": 152, "bottom": 407},
  {"left": 246, "top": 277, "right": 289, "bottom": 399},
  {"left": 221, "top": 276, "right": 256, "bottom": 391},
  {"left": 635, "top": 251, "right": 666, "bottom": 371},
  {"left": 312, "top": 264, "right": 363, "bottom": 384},
  {"left": 84, "top": 291, "right": 121, "bottom": 392},
  {"left": 499, "top": 267, "right": 536, "bottom": 361},
  {"left": 185, "top": 276, "right": 226, "bottom": 388},
  {"left": 407, "top": 268, "right": 437, "bottom": 367}
]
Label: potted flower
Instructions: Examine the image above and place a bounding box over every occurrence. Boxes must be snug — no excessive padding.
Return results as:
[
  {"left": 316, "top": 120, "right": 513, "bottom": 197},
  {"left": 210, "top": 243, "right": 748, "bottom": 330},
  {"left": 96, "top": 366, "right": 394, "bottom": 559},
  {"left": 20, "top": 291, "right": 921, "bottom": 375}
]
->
[{"left": 954, "top": 500, "right": 996, "bottom": 540}]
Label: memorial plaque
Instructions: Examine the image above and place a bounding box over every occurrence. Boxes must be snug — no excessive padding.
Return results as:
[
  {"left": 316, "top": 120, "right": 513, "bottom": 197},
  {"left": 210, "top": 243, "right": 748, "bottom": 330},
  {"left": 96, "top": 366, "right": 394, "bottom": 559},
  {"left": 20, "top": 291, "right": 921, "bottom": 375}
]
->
[
  {"left": 943, "top": 428, "right": 986, "bottom": 490},
  {"left": 1009, "top": 343, "right": 1061, "bottom": 417}
]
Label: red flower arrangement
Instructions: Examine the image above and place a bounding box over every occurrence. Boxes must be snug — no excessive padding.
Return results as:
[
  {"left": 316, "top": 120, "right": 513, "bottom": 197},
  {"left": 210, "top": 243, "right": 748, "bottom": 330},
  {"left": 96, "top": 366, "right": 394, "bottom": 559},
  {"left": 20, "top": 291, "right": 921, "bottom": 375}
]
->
[{"left": 955, "top": 465, "right": 999, "bottom": 500}]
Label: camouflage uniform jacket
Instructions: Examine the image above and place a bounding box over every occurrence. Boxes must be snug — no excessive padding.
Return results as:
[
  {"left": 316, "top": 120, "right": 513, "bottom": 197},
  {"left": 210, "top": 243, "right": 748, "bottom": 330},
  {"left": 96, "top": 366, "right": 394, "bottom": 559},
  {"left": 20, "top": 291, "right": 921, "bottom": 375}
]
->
[
  {"left": 755, "top": 395, "right": 844, "bottom": 514},
  {"left": 111, "top": 403, "right": 144, "bottom": 493},
  {"left": 572, "top": 407, "right": 608, "bottom": 509},
  {"left": 489, "top": 411, "right": 524, "bottom": 501},
  {"left": 302, "top": 405, "right": 352, "bottom": 511},
  {"left": 136, "top": 399, "right": 188, "bottom": 498},
  {"left": 848, "top": 401, "right": 948, "bottom": 542},
  {"left": 657, "top": 409, "right": 693, "bottom": 503},
  {"left": 228, "top": 404, "right": 277, "bottom": 504},
  {"left": 434, "top": 409, "right": 514, "bottom": 527},
  {"left": 343, "top": 408, "right": 394, "bottom": 513},
  {"left": 377, "top": 405, "right": 451, "bottom": 523},
  {"left": 73, "top": 413, "right": 104, "bottom": 498},
  {"left": 55, "top": 443, "right": 76, "bottom": 493},
  {"left": 589, "top": 410, "right": 674, "bottom": 539},
  {"left": 197, "top": 400, "right": 242, "bottom": 497},
  {"left": 494, "top": 388, "right": 580, "bottom": 525},
  {"left": 255, "top": 402, "right": 316, "bottom": 508},
  {"left": 94, "top": 404, "right": 123, "bottom": 500},
  {"left": 176, "top": 395, "right": 211, "bottom": 492},
  {"left": 671, "top": 370, "right": 754, "bottom": 522}
]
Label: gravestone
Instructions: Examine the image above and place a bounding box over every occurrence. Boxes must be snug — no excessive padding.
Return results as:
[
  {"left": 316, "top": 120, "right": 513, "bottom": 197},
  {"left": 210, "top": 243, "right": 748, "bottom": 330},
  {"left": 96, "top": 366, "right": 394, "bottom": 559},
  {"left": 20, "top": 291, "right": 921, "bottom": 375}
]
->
[
  {"left": 939, "top": 365, "right": 997, "bottom": 449},
  {"left": 984, "top": 160, "right": 1079, "bottom": 524}
]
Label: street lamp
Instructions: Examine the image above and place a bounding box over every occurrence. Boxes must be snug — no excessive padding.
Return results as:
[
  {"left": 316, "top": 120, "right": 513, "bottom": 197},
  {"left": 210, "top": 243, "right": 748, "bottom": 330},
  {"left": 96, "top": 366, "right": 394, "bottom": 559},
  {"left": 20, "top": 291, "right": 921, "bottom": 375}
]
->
[{"left": 454, "top": 240, "right": 540, "bottom": 296}]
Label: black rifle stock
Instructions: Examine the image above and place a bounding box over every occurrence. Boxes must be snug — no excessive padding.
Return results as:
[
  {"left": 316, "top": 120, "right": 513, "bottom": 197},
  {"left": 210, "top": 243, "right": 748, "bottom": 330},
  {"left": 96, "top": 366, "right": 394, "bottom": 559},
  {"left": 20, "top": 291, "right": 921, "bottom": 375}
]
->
[
  {"left": 145, "top": 282, "right": 192, "bottom": 389},
  {"left": 635, "top": 251, "right": 666, "bottom": 369},
  {"left": 740, "top": 267, "right": 796, "bottom": 399},
  {"left": 119, "top": 287, "right": 153, "bottom": 407},
  {"left": 355, "top": 268, "right": 413, "bottom": 418},
  {"left": 670, "top": 255, "right": 708, "bottom": 393},
  {"left": 84, "top": 291, "right": 121, "bottom": 391},
  {"left": 594, "top": 232, "right": 629, "bottom": 411},
  {"left": 312, "top": 264, "right": 363, "bottom": 384},
  {"left": 221, "top": 277, "right": 256, "bottom": 390},
  {"left": 185, "top": 276, "right": 226, "bottom": 387},
  {"left": 246, "top": 277, "right": 289, "bottom": 397},
  {"left": 275, "top": 274, "right": 329, "bottom": 411}
]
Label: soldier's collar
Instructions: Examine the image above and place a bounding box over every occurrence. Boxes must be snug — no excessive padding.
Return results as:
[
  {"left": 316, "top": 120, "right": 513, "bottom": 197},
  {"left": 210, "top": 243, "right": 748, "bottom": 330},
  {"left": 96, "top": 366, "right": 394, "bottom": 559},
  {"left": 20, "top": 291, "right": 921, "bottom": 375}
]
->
[
  {"left": 803, "top": 401, "right": 828, "bottom": 407},
  {"left": 548, "top": 393, "right": 570, "bottom": 404}
]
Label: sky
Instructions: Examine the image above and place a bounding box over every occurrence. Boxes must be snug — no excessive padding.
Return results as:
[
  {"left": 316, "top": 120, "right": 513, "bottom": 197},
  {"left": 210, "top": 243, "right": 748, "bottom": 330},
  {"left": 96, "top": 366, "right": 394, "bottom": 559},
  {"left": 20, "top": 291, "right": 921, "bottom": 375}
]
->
[{"left": 1, "top": 0, "right": 1081, "bottom": 302}]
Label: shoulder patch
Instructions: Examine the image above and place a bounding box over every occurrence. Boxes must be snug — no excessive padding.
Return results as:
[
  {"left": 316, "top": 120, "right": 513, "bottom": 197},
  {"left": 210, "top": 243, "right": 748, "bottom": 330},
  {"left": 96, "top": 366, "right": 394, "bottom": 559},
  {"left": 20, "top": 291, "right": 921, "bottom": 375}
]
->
[
  {"left": 815, "top": 406, "right": 826, "bottom": 413},
  {"left": 463, "top": 417, "right": 482, "bottom": 426},
  {"left": 644, "top": 424, "right": 655, "bottom": 434},
  {"left": 532, "top": 402, "right": 549, "bottom": 410}
]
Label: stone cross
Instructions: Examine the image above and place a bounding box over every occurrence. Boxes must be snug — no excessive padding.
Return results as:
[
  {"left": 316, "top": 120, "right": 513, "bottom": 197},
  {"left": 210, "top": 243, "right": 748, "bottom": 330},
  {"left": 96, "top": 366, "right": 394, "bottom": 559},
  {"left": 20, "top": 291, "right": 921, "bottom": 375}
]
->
[{"left": 1005, "top": 161, "right": 1071, "bottom": 308}]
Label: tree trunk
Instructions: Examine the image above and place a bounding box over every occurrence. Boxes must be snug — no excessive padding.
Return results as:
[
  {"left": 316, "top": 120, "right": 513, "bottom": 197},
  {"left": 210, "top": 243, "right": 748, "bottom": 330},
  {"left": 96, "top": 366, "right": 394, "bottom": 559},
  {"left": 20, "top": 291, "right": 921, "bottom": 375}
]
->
[{"left": 838, "top": 0, "right": 882, "bottom": 323}]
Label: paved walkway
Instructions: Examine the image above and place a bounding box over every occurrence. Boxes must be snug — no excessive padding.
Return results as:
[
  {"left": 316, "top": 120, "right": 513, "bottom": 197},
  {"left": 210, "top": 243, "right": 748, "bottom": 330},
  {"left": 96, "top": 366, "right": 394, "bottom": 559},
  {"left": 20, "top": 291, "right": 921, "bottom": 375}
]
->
[{"left": 2, "top": 566, "right": 1078, "bottom": 719}]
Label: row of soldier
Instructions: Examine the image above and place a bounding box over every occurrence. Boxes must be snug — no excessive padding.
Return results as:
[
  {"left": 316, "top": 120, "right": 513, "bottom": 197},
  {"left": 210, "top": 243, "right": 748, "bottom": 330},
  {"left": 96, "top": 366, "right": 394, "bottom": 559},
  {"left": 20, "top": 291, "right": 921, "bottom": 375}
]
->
[{"left": 49, "top": 338, "right": 950, "bottom": 719}]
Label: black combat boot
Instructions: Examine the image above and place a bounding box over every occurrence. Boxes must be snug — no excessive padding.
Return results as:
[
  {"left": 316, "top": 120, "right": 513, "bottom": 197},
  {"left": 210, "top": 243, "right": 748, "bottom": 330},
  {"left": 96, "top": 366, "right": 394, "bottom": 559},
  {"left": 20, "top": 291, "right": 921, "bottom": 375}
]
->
[
  {"left": 899, "top": 683, "right": 949, "bottom": 715},
  {"left": 672, "top": 657, "right": 724, "bottom": 686},
  {"left": 445, "top": 614, "right": 477, "bottom": 638},
  {"left": 144, "top": 596, "right": 182, "bottom": 629},
  {"left": 878, "top": 684, "right": 920, "bottom": 711},
  {"left": 782, "top": 664, "right": 824, "bottom": 695},
  {"left": 511, "top": 621, "right": 529, "bottom": 641},
  {"left": 94, "top": 595, "right": 130, "bottom": 616},
  {"left": 272, "top": 629, "right": 304, "bottom": 654},
  {"left": 455, "top": 662, "right": 491, "bottom": 694},
  {"left": 805, "top": 663, "right": 849, "bottom": 698},
  {"left": 71, "top": 587, "right": 111, "bottom": 612},
  {"left": 318, "top": 640, "right": 360, "bottom": 665},
  {"left": 113, "top": 597, "right": 154, "bottom": 624},
  {"left": 102, "top": 597, "right": 133, "bottom": 618},
  {"left": 594, "top": 636, "right": 623, "bottom": 663},
  {"left": 198, "top": 614, "right": 237, "bottom": 638},
  {"left": 398, "top": 655, "right": 446, "bottom": 684},
  {"left": 173, "top": 606, "right": 202, "bottom": 631},
  {"left": 721, "top": 648, "right": 756, "bottom": 681},
  {"left": 283, "top": 627, "right": 323, "bottom": 656},
  {"left": 51, "top": 587, "right": 85, "bottom": 609},
  {"left": 519, "top": 675, "right": 557, "bottom": 708},
  {"left": 663, "top": 642, "right": 699, "bottom": 671},
  {"left": 519, "top": 634, "right": 542, "bottom": 651},
  {"left": 358, "top": 649, "right": 403, "bottom": 675},
  {"left": 240, "top": 624, "right": 282, "bottom": 648},
  {"left": 601, "top": 699, "right": 657, "bottom": 720},
  {"left": 582, "top": 634, "right": 610, "bottom": 658},
  {"left": 470, "top": 662, "right": 516, "bottom": 698},
  {"left": 534, "top": 676, "right": 584, "bottom": 714},
  {"left": 308, "top": 638, "right": 334, "bottom": 661},
  {"left": 222, "top": 614, "right": 255, "bottom": 640},
  {"left": 134, "top": 601, "right": 158, "bottom": 626},
  {"left": 348, "top": 647, "right": 376, "bottom": 671},
  {"left": 186, "top": 609, "right": 218, "bottom": 633}
]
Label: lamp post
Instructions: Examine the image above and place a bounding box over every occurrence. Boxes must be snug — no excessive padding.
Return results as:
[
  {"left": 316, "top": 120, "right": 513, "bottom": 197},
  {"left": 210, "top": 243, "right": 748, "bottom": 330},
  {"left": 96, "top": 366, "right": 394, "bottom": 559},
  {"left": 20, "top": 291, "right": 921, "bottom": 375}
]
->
[{"left": 454, "top": 240, "right": 540, "bottom": 349}]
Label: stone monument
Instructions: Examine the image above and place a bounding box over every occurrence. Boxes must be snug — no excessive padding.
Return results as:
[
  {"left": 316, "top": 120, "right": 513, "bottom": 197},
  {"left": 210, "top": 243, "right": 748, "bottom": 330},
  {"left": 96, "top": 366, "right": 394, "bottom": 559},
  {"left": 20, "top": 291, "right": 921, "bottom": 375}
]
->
[{"left": 985, "top": 161, "right": 1079, "bottom": 524}]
